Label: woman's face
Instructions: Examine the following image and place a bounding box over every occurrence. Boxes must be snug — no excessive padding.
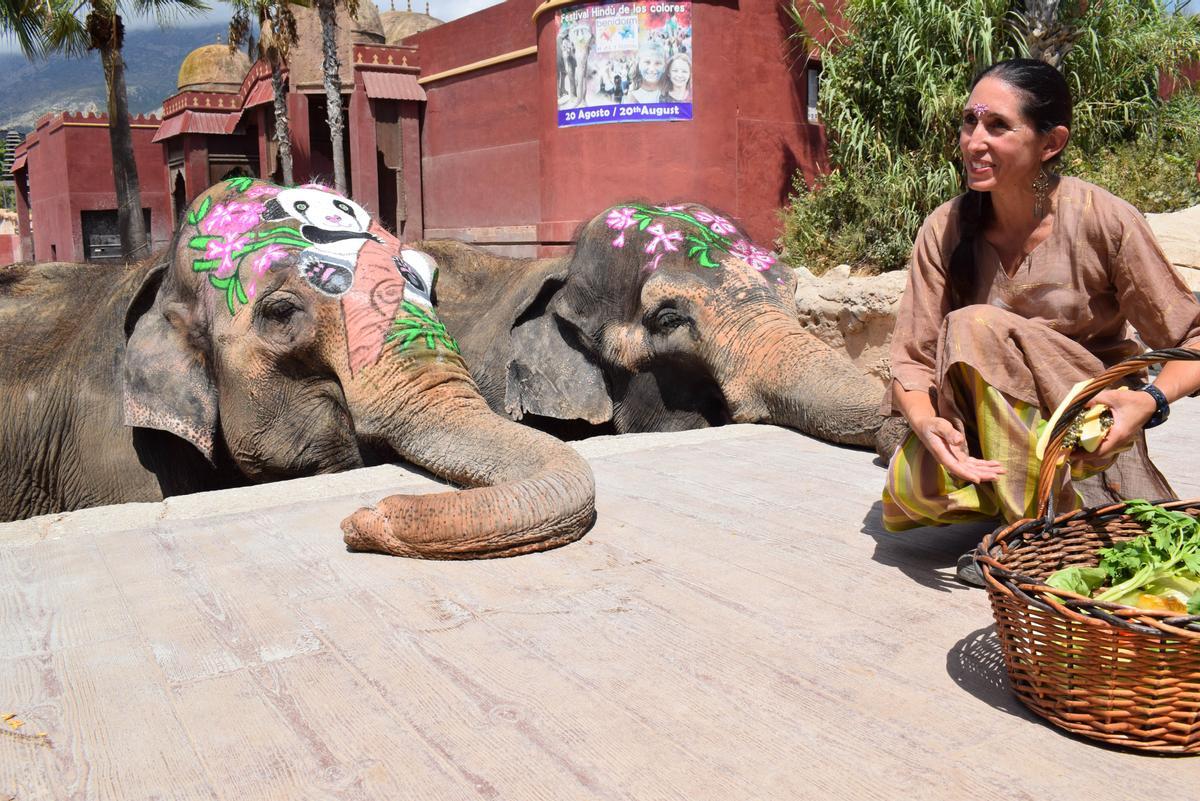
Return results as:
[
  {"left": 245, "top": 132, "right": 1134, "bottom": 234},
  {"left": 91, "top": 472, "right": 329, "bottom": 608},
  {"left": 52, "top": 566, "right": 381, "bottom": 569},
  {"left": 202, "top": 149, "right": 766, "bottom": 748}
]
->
[
  {"left": 959, "top": 76, "right": 1056, "bottom": 195},
  {"left": 669, "top": 59, "right": 690, "bottom": 89},
  {"left": 639, "top": 52, "right": 665, "bottom": 85}
]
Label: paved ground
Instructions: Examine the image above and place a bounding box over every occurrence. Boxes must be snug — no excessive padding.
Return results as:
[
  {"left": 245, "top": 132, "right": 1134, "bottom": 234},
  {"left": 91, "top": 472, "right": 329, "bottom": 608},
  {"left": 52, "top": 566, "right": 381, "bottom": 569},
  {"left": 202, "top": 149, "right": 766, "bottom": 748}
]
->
[{"left": 3, "top": 406, "right": 1200, "bottom": 800}]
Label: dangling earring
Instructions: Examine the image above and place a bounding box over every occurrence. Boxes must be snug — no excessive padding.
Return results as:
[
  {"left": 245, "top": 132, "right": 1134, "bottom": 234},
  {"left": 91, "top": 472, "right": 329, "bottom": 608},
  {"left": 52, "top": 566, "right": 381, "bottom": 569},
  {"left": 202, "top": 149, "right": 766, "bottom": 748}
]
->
[{"left": 1032, "top": 166, "right": 1051, "bottom": 219}]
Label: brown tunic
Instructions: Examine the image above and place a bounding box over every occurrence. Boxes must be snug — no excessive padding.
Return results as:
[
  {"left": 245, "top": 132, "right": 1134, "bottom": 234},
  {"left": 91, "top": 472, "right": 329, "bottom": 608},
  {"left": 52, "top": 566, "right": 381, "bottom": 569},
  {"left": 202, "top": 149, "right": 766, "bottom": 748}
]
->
[{"left": 888, "top": 175, "right": 1200, "bottom": 414}]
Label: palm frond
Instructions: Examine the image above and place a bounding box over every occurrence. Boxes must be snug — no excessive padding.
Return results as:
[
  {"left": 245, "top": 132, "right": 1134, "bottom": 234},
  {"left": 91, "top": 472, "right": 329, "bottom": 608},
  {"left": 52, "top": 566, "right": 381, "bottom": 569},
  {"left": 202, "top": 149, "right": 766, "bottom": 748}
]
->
[
  {"left": 130, "top": 0, "right": 210, "bottom": 29},
  {"left": 41, "top": 5, "right": 87, "bottom": 56},
  {"left": 0, "top": 0, "right": 49, "bottom": 57}
]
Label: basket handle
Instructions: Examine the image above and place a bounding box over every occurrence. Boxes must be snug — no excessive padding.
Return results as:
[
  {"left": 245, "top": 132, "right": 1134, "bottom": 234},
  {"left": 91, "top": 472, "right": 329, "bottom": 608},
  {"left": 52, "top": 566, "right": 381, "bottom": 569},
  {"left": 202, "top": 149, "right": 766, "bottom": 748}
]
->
[{"left": 1033, "top": 347, "right": 1200, "bottom": 523}]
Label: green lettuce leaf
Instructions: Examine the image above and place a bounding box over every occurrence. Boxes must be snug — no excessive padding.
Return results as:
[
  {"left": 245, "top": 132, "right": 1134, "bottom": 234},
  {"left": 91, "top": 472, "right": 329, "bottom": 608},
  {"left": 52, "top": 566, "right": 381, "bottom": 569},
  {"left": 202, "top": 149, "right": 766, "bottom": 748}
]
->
[{"left": 1046, "top": 566, "right": 1108, "bottom": 597}]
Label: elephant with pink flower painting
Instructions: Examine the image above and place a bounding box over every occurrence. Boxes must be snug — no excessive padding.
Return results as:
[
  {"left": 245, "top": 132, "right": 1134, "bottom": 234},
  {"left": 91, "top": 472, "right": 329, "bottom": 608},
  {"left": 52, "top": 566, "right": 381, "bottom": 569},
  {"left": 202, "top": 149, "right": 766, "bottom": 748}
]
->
[{"left": 426, "top": 202, "right": 901, "bottom": 455}]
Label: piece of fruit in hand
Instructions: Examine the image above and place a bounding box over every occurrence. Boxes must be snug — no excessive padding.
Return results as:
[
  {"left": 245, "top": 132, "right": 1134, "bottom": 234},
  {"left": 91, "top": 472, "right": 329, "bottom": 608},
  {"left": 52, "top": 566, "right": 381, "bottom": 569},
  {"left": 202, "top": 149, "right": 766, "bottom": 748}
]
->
[{"left": 1071, "top": 404, "right": 1114, "bottom": 453}]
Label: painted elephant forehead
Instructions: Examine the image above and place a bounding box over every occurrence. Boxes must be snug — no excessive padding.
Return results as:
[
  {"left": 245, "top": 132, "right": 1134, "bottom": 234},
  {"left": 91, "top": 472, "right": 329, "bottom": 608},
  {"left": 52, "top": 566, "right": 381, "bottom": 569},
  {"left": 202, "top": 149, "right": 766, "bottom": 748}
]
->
[
  {"left": 600, "top": 202, "right": 788, "bottom": 285},
  {"left": 178, "top": 180, "right": 461, "bottom": 371},
  {"left": 183, "top": 178, "right": 388, "bottom": 314}
]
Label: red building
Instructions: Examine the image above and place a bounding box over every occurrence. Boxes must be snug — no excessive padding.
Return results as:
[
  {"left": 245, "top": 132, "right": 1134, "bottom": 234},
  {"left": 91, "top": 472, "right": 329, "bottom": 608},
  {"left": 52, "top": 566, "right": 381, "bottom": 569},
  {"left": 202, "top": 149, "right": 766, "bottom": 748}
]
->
[
  {"left": 13, "top": 0, "right": 828, "bottom": 262},
  {"left": 13, "top": 111, "right": 173, "bottom": 263}
]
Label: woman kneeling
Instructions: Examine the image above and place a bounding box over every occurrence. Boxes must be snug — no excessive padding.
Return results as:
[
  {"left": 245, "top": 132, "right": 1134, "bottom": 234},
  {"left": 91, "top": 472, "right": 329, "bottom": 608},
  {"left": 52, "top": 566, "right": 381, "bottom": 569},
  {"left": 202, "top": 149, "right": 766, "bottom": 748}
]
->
[{"left": 883, "top": 58, "right": 1200, "bottom": 542}]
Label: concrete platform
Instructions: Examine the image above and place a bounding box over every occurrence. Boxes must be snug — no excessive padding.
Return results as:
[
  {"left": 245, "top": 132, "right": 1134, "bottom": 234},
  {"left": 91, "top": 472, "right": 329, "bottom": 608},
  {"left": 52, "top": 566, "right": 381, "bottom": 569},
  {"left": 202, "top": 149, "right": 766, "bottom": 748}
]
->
[{"left": 3, "top": 407, "right": 1200, "bottom": 800}]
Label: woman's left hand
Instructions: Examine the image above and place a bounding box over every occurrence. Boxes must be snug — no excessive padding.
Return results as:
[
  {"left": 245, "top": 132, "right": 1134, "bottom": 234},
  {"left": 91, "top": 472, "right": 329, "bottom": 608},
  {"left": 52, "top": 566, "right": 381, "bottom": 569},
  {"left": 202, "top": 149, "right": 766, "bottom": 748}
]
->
[{"left": 1084, "top": 388, "right": 1158, "bottom": 459}]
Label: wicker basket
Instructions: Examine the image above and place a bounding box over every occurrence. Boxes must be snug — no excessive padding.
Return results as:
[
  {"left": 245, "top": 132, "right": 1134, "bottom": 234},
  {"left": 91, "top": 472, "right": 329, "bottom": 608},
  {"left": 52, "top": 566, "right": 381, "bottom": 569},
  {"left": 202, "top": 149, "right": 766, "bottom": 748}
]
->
[{"left": 975, "top": 347, "right": 1200, "bottom": 754}]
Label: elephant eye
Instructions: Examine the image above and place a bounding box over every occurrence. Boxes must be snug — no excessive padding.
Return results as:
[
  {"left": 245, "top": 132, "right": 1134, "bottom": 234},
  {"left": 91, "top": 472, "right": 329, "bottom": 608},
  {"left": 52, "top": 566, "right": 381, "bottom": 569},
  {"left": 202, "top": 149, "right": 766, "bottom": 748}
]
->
[
  {"left": 256, "top": 295, "right": 302, "bottom": 327},
  {"left": 334, "top": 200, "right": 354, "bottom": 215},
  {"left": 294, "top": 200, "right": 309, "bottom": 213},
  {"left": 651, "top": 306, "right": 690, "bottom": 331}
]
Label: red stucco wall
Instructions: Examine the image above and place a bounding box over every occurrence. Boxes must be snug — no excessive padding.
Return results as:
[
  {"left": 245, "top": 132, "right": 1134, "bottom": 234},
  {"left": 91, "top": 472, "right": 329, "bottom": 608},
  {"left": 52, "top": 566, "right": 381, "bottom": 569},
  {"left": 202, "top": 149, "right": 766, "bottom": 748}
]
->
[
  {"left": 18, "top": 113, "right": 171, "bottom": 263},
  {"left": 536, "top": 0, "right": 826, "bottom": 248},
  {"left": 409, "top": 0, "right": 827, "bottom": 252},
  {"left": 408, "top": 0, "right": 542, "bottom": 242},
  {"left": 0, "top": 234, "right": 20, "bottom": 266}
]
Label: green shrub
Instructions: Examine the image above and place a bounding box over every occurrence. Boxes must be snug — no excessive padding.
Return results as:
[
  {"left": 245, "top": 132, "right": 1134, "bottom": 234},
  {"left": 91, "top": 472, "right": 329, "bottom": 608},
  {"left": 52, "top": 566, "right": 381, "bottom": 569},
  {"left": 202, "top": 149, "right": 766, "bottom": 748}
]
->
[
  {"left": 1066, "top": 94, "right": 1200, "bottom": 213},
  {"left": 783, "top": 153, "right": 958, "bottom": 274},
  {"left": 784, "top": 0, "right": 1200, "bottom": 275}
]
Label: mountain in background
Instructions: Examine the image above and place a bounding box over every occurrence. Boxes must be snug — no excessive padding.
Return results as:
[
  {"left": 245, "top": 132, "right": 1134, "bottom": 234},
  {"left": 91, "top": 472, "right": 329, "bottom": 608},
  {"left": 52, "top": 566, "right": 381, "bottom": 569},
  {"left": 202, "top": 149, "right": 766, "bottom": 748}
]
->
[{"left": 0, "top": 23, "right": 231, "bottom": 132}]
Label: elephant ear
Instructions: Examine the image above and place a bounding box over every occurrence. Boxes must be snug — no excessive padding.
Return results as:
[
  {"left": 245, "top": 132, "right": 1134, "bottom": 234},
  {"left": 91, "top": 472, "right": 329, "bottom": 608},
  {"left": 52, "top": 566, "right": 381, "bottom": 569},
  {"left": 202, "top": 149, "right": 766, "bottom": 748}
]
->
[
  {"left": 122, "top": 263, "right": 219, "bottom": 462},
  {"left": 504, "top": 262, "right": 612, "bottom": 425}
]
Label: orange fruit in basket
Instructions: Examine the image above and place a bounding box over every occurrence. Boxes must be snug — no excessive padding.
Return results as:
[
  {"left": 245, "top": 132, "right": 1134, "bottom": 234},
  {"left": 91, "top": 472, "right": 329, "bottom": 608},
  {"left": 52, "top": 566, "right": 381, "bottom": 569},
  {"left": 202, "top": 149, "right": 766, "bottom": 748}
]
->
[{"left": 1134, "top": 593, "right": 1188, "bottom": 613}]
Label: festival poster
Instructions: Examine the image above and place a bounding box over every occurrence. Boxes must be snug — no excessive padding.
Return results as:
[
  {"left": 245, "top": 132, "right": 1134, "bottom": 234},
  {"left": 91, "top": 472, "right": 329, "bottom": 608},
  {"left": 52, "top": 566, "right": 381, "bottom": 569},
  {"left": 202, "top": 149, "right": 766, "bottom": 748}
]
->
[{"left": 555, "top": 1, "right": 693, "bottom": 127}]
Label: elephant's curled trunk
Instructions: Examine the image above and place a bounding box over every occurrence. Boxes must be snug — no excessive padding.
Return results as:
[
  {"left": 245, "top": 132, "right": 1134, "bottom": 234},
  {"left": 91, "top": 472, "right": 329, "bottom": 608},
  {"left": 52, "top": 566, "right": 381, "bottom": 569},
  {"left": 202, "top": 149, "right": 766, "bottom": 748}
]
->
[{"left": 341, "top": 370, "right": 596, "bottom": 560}]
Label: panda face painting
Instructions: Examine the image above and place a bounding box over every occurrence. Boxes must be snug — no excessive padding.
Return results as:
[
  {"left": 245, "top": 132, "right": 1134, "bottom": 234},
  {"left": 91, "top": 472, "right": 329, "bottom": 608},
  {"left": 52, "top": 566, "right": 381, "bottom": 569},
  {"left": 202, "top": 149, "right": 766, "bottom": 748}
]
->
[
  {"left": 261, "top": 187, "right": 383, "bottom": 296},
  {"left": 283, "top": 194, "right": 370, "bottom": 237}
]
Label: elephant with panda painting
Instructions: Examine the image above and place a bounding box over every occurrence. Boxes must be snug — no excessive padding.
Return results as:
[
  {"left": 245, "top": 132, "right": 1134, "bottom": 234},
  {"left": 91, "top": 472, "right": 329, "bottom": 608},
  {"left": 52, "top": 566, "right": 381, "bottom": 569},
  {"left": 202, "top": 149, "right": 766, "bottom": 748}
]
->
[{"left": 0, "top": 179, "right": 595, "bottom": 560}]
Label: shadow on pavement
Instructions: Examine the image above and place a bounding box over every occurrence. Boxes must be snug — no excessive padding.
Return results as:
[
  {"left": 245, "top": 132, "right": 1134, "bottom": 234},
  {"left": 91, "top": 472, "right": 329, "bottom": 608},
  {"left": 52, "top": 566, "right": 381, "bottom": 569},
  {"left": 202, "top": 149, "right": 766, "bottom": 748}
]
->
[
  {"left": 945, "top": 624, "right": 1037, "bottom": 722},
  {"left": 861, "top": 500, "right": 998, "bottom": 593}
]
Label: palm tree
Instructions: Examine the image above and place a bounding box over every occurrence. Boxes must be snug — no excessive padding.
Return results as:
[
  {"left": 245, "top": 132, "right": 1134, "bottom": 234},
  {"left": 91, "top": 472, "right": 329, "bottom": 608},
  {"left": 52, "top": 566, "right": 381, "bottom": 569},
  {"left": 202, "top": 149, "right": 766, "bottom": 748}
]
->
[
  {"left": 42, "top": 0, "right": 208, "bottom": 261},
  {"left": 313, "top": 0, "right": 356, "bottom": 194},
  {"left": 0, "top": 0, "right": 48, "bottom": 56},
  {"left": 229, "top": 0, "right": 307, "bottom": 185}
]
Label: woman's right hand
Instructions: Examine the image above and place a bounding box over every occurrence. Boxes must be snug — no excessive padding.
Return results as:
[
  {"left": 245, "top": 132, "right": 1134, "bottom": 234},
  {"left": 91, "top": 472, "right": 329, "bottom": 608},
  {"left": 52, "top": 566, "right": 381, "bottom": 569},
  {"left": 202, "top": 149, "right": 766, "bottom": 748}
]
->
[{"left": 910, "top": 415, "right": 1007, "bottom": 484}]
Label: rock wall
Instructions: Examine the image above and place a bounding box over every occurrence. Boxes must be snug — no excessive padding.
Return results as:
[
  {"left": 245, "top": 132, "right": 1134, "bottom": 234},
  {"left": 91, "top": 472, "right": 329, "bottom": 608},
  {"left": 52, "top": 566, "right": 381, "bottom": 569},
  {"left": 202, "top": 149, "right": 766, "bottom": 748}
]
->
[
  {"left": 793, "top": 264, "right": 905, "bottom": 389},
  {"left": 1147, "top": 205, "right": 1200, "bottom": 290}
]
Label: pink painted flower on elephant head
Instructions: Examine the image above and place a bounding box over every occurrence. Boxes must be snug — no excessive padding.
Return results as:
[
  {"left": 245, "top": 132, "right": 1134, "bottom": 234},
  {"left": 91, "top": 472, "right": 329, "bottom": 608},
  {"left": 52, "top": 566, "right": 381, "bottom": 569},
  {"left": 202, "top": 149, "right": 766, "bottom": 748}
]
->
[
  {"left": 244, "top": 184, "right": 282, "bottom": 199},
  {"left": 607, "top": 207, "right": 639, "bottom": 248},
  {"left": 206, "top": 234, "right": 251, "bottom": 278},
  {"left": 606, "top": 207, "right": 637, "bottom": 231},
  {"left": 644, "top": 223, "right": 682, "bottom": 255},
  {"left": 251, "top": 244, "right": 289, "bottom": 276},
  {"left": 694, "top": 210, "right": 737, "bottom": 236},
  {"left": 200, "top": 201, "right": 266, "bottom": 237},
  {"left": 246, "top": 243, "right": 291, "bottom": 297},
  {"left": 731, "top": 240, "right": 777, "bottom": 272}
]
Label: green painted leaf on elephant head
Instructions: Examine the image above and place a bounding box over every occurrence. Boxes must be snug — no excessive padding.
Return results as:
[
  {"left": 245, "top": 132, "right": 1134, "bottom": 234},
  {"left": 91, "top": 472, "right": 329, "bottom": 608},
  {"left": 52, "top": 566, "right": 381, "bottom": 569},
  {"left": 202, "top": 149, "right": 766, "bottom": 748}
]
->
[
  {"left": 185, "top": 197, "right": 210, "bottom": 227},
  {"left": 225, "top": 176, "right": 255, "bottom": 193},
  {"left": 189, "top": 234, "right": 220, "bottom": 250},
  {"left": 385, "top": 301, "right": 461, "bottom": 356}
]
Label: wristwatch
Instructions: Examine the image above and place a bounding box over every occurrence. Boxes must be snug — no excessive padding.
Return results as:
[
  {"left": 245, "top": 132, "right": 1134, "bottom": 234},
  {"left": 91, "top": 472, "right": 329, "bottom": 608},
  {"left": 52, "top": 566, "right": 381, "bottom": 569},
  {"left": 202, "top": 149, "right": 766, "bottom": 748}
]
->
[{"left": 1141, "top": 384, "right": 1170, "bottom": 429}]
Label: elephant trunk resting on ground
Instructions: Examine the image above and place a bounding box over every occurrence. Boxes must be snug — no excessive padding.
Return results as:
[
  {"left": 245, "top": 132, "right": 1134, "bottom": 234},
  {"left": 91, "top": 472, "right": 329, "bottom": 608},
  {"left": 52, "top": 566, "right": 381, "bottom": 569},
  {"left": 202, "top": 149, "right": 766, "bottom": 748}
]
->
[
  {"left": 425, "top": 201, "right": 902, "bottom": 456},
  {"left": 0, "top": 179, "right": 594, "bottom": 559}
]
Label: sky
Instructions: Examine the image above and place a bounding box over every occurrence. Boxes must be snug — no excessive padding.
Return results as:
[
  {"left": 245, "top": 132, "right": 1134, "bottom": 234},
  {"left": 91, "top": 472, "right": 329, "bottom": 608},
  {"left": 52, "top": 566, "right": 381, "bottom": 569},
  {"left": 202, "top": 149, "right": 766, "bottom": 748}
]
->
[{"left": 0, "top": 0, "right": 507, "bottom": 52}]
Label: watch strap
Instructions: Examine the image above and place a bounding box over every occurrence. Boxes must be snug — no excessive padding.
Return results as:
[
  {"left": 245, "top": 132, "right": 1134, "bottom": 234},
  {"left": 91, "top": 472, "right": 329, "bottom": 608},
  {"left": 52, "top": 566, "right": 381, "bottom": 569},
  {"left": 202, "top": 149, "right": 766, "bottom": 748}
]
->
[{"left": 1141, "top": 383, "right": 1170, "bottom": 429}]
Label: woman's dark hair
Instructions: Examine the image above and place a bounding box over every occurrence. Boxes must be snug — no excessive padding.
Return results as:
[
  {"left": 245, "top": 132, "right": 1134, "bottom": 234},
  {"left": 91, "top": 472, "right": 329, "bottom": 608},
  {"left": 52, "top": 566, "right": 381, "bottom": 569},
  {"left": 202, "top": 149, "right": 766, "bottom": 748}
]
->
[{"left": 947, "top": 59, "right": 1072, "bottom": 308}]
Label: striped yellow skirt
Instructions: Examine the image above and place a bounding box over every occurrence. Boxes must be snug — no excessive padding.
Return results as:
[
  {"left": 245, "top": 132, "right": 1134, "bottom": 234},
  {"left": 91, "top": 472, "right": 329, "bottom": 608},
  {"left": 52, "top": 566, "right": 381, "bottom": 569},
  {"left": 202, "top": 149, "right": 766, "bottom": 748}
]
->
[{"left": 882, "top": 363, "right": 1095, "bottom": 532}]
